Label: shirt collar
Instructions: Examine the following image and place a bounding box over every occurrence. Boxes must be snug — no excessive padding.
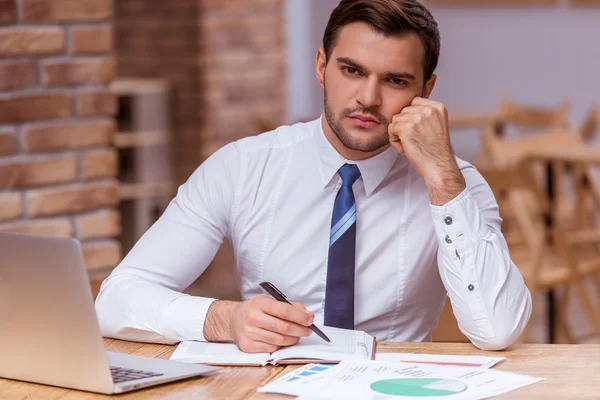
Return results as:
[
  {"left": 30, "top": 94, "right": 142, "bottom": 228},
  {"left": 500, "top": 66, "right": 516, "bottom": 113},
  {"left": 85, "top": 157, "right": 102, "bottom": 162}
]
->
[{"left": 313, "top": 116, "right": 401, "bottom": 197}]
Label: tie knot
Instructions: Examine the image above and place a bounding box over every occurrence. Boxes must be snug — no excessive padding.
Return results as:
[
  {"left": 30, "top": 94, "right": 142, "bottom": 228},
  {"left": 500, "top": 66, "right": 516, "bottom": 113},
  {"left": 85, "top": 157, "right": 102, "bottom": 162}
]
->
[{"left": 338, "top": 164, "right": 361, "bottom": 187}]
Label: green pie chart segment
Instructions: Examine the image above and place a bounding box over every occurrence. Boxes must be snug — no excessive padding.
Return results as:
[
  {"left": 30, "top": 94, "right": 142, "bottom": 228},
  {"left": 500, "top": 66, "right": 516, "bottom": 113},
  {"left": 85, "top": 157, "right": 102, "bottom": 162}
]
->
[{"left": 370, "top": 378, "right": 467, "bottom": 397}]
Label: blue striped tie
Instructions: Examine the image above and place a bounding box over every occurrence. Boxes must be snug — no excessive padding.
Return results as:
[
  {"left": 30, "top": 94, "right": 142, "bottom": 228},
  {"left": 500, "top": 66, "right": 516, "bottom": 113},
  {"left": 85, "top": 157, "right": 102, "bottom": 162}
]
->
[{"left": 324, "top": 164, "right": 361, "bottom": 329}]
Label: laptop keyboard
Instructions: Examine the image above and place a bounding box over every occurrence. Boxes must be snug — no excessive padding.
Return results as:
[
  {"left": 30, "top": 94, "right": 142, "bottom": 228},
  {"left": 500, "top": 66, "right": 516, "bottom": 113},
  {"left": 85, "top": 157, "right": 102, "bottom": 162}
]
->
[{"left": 110, "top": 366, "right": 164, "bottom": 383}]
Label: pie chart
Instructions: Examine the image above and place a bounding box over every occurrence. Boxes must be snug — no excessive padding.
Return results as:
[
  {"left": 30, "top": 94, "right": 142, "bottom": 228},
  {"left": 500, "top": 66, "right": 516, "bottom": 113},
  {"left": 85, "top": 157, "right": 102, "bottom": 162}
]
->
[{"left": 370, "top": 378, "right": 467, "bottom": 397}]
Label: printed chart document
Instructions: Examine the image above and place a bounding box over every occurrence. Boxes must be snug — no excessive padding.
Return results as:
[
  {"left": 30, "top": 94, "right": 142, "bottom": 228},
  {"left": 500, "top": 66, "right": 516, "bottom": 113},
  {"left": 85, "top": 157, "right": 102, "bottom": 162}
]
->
[
  {"left": 170, "top": 326, "right": 375, "bottom": 366},
  {"left": 376, "top": 353, "right": 504, "bottom": 369},
  {"left": 259, "top": 360, "right": 544, "bottom": 399}
]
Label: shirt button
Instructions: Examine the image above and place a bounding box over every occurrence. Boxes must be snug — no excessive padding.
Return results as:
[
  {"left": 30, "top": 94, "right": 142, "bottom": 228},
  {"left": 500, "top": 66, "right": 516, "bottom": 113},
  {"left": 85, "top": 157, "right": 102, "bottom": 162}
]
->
[
  {"left": 445, "top": 235, "right": 452, "bottom": 244},
  {"left": 468, "top": 284, "right": 474, "bottom": 291},
  {"left": 444, "top": 216, "right": 453, "bottom": 225}
]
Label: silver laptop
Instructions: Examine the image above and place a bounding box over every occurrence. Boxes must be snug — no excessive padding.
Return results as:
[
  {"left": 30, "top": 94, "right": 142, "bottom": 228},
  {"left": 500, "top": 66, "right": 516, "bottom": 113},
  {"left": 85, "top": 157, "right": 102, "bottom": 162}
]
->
[{"left": 0, "top": 232, "right": 219, "bottom": 394}]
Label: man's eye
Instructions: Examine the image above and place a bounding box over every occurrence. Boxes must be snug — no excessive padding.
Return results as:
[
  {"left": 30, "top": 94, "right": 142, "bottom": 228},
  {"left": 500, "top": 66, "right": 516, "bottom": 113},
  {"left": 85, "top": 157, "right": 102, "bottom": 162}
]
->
[
  {"left": 390, "top": 78, "right": 406, "bottom": 86},
  {"left": 343, "top": 67, "right": 359, "bottom": 75}
]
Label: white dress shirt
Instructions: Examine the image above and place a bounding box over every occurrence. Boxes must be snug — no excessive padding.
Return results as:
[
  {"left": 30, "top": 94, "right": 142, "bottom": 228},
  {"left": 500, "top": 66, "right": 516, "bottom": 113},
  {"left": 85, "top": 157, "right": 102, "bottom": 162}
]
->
[{"left": 95, "top": 117, "right": 531, "bottom": 350}]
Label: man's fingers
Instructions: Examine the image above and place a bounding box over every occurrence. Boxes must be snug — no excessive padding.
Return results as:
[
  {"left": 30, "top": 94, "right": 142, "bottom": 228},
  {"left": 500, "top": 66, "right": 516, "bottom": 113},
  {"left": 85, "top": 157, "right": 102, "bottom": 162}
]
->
[
  {"left": 237, "top": 337, "right": 280, "bottom": 354},
  {"left": 410, "top": 96, "right": 433, "bottom": 106},
  {"left": 290, "top": 301, "right": 307, "bottom": 311},
  {"left": 259, "top": 297, "right": 314, "bottom": 326},
  {"left": 410, "top": 96, "right": 447, "bottom": 116},
  {"left": 247, "top": 325, "right": 302, "bottom": 347},
  {"left": 252, "top": 310, "right": 312, "bottom": 337},
  {"left": 395, "top": 106, "right": 424, "bottom": 115}
]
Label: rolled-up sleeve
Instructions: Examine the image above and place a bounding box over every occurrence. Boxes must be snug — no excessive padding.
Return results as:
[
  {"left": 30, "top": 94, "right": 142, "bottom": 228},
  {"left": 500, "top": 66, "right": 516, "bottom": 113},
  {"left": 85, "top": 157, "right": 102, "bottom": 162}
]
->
[
  {"left": 430, "top": 160, "right": 532, "bottom": 350},
  {"left": 95, "top": 143, "right": 240, "bottom": 344}
]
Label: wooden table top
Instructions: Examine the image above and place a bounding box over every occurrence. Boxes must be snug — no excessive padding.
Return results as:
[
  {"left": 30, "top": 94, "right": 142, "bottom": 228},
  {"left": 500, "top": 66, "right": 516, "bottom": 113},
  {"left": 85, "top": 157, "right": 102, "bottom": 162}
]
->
[
  {"left": 1, "top": 339, "right": 598, "bottom": 399},
  {"left": 524, "top": 144, "right": 600, "bottom": 164}
]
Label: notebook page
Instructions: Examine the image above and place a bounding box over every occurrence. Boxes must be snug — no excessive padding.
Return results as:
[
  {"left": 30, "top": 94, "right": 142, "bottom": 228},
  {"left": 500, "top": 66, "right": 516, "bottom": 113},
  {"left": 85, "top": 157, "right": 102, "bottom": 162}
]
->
[
  {"left": 170, "top": 341, "right": 270, "bottom": 365},
  {"left": 271, "top": 326, "right": 372, "bottom": 363}
]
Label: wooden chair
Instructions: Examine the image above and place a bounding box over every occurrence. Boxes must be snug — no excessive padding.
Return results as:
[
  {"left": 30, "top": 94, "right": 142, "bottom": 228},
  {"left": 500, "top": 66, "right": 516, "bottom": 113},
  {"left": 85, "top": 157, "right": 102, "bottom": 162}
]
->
[
  {"left": 465, "top": 99, "right": 571, "bottom": 168},
  {"left": 479, "top": 164, "right": 600, "bottom": 343},
  {"left": 580, "top": 104, "right": 599, "bottom": 142}
]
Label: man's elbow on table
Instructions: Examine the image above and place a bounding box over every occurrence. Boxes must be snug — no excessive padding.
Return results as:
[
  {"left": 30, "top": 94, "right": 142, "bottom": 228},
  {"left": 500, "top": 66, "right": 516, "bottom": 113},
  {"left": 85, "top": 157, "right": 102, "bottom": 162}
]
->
[
  {"left": 472, "top": 329, "right": 521, "bottom": 351},
  {"left": 470, "top": 292, "right": 533, "bottom": 351},
  {"left": 94, "top": 277, "right": 123, "bottom": 338}
]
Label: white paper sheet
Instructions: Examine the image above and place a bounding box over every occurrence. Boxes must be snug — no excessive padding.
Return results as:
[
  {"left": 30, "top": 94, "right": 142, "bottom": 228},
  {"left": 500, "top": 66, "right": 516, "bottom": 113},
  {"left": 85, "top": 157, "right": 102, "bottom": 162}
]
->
[
  {"left": 375, "top": 353, "right": 504, "bottom": 369},
  {"left": 259, "top": 360, "right": 544, "bottom": 400}
]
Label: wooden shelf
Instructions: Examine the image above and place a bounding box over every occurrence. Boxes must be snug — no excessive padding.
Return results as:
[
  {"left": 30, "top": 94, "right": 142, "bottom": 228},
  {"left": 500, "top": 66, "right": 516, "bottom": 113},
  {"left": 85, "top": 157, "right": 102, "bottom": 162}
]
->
[
  {"left": 110, "top": 78, "right": 170, "bottom": 96},
  {"left": 114, "top": 130, "right": 172, "bottom": 148},
  {"left": 119, "top": 181, "right": 176, "bottom": 201}
]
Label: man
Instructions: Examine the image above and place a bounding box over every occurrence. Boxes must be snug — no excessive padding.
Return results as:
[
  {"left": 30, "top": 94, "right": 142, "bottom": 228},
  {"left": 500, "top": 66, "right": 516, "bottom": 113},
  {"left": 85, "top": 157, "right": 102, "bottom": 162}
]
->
[{"left": 96, "top": 0, "right": 531, "bottom": 352}]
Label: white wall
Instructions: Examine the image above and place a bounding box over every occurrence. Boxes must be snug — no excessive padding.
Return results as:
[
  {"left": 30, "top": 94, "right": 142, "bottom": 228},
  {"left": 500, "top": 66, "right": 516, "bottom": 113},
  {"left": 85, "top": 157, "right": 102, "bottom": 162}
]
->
[{"left": 284, "top": 0, "right": 600, "bottom": 160}]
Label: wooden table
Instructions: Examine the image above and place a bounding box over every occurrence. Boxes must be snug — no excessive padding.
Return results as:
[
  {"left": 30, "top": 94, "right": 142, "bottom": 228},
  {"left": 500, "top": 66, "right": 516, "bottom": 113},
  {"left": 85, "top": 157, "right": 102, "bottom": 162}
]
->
[{"left": 1, "top": 340, "right": 599, "bottom": 399}]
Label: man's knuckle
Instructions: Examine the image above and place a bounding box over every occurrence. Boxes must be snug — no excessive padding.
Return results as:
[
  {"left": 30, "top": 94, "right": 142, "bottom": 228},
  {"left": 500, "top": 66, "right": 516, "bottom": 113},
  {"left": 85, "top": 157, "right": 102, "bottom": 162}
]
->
[
  {"left": 238, "top": 338, "right": 251, "bottom": 352},
  {"left": 275, "top": 334, "right": 287, "bottom": 346},
  {"left": 266, "top": 344, "right": 280, "bottom": 353},
  {"left": 278, "top": 322, "right": 291, "bottom": 335},
  {"left": 249, "top": 297, "right": 261, "bottom": 308},
  {"left": 246, "top": 310, "right": 260, "bottom": 325}
]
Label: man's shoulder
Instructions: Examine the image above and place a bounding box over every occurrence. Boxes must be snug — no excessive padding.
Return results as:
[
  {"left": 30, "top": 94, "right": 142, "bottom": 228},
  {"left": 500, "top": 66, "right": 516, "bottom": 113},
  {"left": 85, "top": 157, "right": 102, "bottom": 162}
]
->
[{"left": 233, "top": 118, "right": 319, "bottom": 155}]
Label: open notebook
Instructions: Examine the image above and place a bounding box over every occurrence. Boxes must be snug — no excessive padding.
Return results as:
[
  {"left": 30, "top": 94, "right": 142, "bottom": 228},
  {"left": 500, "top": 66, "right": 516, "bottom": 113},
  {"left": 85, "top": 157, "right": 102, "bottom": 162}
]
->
[{"left": 170, "top": 326, "right": 376, "bottom": 366}]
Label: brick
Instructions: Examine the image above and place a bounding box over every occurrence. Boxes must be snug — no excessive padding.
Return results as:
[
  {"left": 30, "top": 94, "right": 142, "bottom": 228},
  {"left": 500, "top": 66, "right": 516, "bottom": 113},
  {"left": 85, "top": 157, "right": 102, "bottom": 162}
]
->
[
  {"left": 77, "top": 90, "right": 116, "bottom": 116},
  {"left": 0, "top": 192, "right": 21, "bottom": 221},
  {"left": 0, "top": 0, "right": 16, "bottom": 25},
  {"left": 82, "top": 240, "right": 122, "bottom": 270},
  {"left": 0, "top": 154, "right": 77, "bottom": 189},
  {"left": 200, "top": 0, "right": 280, "bottom": 13},
  {"left": 22, "top": 120, "right": 115, "bottom": 151},
  {"left": 75, "top": 209, "right": 120, "bottom": 240},
  {"left": 22, "top": 0, "right": 112, "bottom": 22},
  {"left": 0, "top": 217, "right": 72, "bottom": 237},
  {"left": 0, "top": 60, "right": 37, "bottom": 90},
  {"left": 71, "top": 25, "right": 113, "bottom": 54},
  {"left": 0, "top": 26, "right": 64, "bottom": 56},
  {"left": 26, "top": 180, "right": 119, "bottom": 217},
  {"left": 116, "top": 0, "right": 197, "bottom": 18},
  {"left": 0, "top": 129, "right": 16, "bottom": 154},
  {"left": 81, "top": 149, "right": 117, "bottom": 180},
  {"left": 42, "top": 57, "right": 115, "bottom": 86},
  {"left": 0, "top": 92, "right": 72, "bottom": 123}
]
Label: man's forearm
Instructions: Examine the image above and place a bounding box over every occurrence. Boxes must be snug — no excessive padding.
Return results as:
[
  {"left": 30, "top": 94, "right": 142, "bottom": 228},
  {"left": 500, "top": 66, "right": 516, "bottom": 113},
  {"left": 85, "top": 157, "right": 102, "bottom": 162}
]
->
[
  {"left": 203, "top": 300, "right": 237, "bottom": 342},
  {"left": 425, "top": 162, "right": 466, "bottom": 206}
]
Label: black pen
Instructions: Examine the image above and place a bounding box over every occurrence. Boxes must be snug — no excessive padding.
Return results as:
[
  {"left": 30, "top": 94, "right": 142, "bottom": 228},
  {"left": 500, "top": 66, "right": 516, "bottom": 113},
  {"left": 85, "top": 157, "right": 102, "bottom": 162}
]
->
[{"left": 259, "top": 281, "right": 331, "bottom": 343}]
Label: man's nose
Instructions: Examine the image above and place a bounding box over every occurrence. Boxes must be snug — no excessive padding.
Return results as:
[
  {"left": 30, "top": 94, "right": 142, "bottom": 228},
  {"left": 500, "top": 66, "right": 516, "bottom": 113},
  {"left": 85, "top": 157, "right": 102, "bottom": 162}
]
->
[{"left": 356, "top": 76, "right": 382, "bottom": 110}]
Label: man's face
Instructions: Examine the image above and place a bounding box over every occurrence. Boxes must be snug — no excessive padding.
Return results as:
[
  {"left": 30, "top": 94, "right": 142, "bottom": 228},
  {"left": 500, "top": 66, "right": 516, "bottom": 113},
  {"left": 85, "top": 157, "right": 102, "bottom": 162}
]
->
[{"left": 317, "top": 22, "right": 435, "bottom": 155}]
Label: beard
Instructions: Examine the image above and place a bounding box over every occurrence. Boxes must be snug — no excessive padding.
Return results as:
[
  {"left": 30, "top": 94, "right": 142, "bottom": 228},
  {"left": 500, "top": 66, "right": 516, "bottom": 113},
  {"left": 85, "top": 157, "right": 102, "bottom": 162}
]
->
[{"left": 323, "top": 88, "right": 390, "bottom": 154}]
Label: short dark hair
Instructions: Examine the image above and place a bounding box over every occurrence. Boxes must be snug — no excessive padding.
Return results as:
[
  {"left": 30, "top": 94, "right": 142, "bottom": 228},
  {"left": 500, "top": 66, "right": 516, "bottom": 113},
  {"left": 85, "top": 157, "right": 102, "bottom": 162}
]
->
[{"left": 323, "top": 0, "right": 440, "bottom": 83}]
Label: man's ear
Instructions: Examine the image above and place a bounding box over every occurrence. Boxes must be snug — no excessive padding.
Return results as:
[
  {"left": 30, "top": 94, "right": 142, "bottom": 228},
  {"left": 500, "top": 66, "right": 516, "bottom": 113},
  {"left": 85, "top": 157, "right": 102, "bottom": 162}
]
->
[
  {"left": 421, "top": 73, "right": 437, "bottom": 99},
  {"left": 315, "top": 48, "right": 327, "bottom": 90}
]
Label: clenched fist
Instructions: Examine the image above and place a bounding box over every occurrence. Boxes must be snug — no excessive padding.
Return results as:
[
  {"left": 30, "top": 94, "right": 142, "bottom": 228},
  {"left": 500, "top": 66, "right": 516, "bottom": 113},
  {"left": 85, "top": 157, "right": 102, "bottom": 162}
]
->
[{"left": 388, "top": 97, "right": 466, "bottom": 205}]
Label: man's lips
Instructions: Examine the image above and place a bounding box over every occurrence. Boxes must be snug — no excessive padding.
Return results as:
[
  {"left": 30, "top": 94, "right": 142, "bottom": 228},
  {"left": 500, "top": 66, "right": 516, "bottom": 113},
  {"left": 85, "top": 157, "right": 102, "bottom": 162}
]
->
[{"left": 348, "top": 114, "right": 381, "bottom": 128}]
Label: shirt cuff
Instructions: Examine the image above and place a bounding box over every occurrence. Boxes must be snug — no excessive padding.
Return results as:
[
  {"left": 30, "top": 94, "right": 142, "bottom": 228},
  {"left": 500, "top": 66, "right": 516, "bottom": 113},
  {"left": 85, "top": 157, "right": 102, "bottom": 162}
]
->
[
  {"left": 162, "top": 295, "right": 217, "bottom": 342},
  {"left": 430, "top": 187, "right": 488, "bottom": 257}
]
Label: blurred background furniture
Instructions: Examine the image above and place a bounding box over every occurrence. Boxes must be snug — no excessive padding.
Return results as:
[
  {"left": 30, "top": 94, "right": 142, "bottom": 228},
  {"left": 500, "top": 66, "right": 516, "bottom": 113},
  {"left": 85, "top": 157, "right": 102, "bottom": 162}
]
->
[
  {"left": 480, "top": 163, "right": 600, "bottom": 344},
  {"left": 111, "top": 78, "right": 176, "bottom": 256}
]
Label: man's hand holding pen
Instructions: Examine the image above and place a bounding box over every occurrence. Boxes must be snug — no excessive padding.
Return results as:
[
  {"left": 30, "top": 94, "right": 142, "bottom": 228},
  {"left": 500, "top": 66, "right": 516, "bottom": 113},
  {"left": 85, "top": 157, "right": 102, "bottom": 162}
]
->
[{"left": 203, "top": 296, "right": 315, "bottom": 353}]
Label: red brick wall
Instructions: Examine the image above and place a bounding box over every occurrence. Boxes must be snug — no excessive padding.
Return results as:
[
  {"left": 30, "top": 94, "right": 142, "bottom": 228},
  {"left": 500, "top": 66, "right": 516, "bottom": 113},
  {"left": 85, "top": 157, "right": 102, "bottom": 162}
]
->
[
  {"left": 115, "top": 0, "right": 286, "bottom": 183},
  {"left": 0, "top": 0, "right": 121, "bottom": 272}
]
